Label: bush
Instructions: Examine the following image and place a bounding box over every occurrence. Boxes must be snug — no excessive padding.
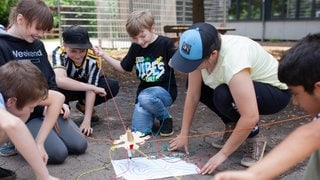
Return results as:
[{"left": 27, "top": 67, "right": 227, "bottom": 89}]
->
[{"left": 0, "top": 0, "right": 18, "bottom": 27}]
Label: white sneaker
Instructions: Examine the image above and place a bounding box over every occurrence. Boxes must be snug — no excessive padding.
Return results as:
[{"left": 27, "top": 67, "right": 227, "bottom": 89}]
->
[{"left": 241, "top": 136, "right": 267, "bottom": 167}]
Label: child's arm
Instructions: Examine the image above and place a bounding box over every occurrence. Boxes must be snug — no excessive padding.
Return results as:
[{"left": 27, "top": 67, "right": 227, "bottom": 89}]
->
[
  {"left": 214, "top": 119, "right": 320, "bottom": 180},
  {"left": 93, "top": 46, "right": 126, "bottom": 72},
  {"left": 36, "top": 90, "right": 65, "bottom": 162},
  {"left": 0, "top": 109, "right": 59, "bottom": 179},
  {"left": 54, "top": 68, "right": 106, "bottom": 96},
  {"left": 79, "top": 91, "right": 96, "bottom": 136}
]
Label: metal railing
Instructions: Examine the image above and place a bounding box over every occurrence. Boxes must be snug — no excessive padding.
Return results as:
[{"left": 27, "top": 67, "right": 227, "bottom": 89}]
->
[{"left": 52, "top": 0, "right": 226, "bottom": 49}]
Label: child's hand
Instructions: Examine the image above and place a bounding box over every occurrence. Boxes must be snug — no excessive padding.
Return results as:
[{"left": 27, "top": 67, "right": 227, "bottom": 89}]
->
[
  {"left": 80, "top": 120, "right": 93, "bottom": 136},
  {"left": 94, "top": 87, "right": 107, "bottom": 97},
  {"left": 169, "top": 134, "right": 190, "bottom": 154},
  {"left": 61, "top": 104, "right": 70, "bottom": 119},
  {"left": 92, "top": 45, "right": 104, "bottom": 57}
]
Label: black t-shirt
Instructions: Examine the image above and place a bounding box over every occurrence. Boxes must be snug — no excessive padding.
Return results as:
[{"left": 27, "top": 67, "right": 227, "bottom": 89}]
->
[
  {"left": 121, "top": 35, "right": 177, "bottom": 102},
  {"left": 0, "top": 30, "right": 58, "bottom": 118}
]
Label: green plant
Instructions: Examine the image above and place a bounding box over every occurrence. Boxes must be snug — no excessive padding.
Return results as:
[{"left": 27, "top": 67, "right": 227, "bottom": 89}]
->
[{"left": 0, "top": 0, "right": 18, "bottom": 27}]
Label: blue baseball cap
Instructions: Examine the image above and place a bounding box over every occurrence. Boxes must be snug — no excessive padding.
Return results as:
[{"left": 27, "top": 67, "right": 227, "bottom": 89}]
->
[{"left": 169, "top": 23, "right": 219, "bottom": 73}]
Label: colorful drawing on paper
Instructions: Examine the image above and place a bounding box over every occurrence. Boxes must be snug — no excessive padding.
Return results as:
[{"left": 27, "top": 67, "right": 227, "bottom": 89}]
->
[{"left": 111, "top": 157, "right": 199, "bottom": 180}]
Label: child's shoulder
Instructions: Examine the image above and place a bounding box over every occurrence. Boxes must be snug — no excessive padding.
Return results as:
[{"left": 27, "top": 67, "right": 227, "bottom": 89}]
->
[
  {"left": 154, "top": 35, "right": 174, "bottom": 46},
  {"left": 86, "top": 49, "right": 102, "bottom": 68},
  {"left": 53, "top": 46, "right": 67, "bottom": 56},
  {"left": 157, "top": 35, "right": 172, "bottom": 42},
  {"left": 87, "top": 49, "right": 99, "bottom": 59}
]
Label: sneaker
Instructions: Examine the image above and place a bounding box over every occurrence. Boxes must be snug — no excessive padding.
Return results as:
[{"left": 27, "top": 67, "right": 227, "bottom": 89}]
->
[
  {"left": 76, "top": 102, "right": 100, "bottom": 122},
  {"left": 139, "top": 131, "right": 152, "bottom": 138},
  {"left": 211, "top": 122, "right": 236, "bottom": 149},
  {"left": 0, "top": 167, "right": 16, "bottom": 180},
  {"left": 160, "top": 117, "right": 174, "bottom": 137},
  {"left": 248, "top": 125, "right": 260, "bottom": 138},
  {"left": 0, "top": 141, "right": 17, "bottom": 157},
  {"left": 240, "top": 136, "right": 267, "bottom": 167}
]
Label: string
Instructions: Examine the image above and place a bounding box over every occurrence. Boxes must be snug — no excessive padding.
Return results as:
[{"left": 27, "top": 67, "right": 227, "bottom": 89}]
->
[{"left": 76, "top": 53, "right": 312, "bottom": 178}]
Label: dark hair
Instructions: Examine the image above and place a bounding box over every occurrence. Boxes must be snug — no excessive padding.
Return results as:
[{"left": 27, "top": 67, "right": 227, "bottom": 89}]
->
[
  {"left": 278, "top": 32, "right": 320, "bottom": 94},
  {"left": 0, "top": 61, "right": 48, "bottom": 110},
  {"left": 8, "top": 0, "right": 53, "bottom": 31},
  {"left": 204, "top": 33, "right": 221, "bottom": 60}
]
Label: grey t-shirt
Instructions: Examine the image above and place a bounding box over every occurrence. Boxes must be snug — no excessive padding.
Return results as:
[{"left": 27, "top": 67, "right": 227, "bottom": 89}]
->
[{"left": 303, "top": 149, "right": 320, "bottom": 180}]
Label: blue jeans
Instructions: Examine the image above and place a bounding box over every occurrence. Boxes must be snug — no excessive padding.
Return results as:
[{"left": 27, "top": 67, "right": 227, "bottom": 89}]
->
[{"left": 132, "top": 86, "right": 173, "bottom": 134}]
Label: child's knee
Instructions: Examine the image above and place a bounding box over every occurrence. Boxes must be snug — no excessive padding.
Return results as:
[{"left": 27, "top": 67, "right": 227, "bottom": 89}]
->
[
  {"left": 138, "top": 95, "right": 155, "bottom": 107},
  {"left": 70, "top": 140, "right": 88, "bottom": 155},
  {"left": 47, "top": 149, "right": 68, "bottom": 164}
]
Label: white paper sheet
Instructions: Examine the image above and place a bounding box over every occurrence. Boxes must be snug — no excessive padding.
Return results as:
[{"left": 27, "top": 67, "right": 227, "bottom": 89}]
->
[{"left": 111, "top": 157, "right": 199, "bottom": 180}]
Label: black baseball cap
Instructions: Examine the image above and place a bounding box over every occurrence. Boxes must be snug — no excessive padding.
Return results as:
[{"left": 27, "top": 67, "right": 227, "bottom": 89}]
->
[
  {"left": 62, "top": 25, "right": 92, "bottom": 49},
  {"left": 169, "top": 22, "right": 219, "bottom": 73}
]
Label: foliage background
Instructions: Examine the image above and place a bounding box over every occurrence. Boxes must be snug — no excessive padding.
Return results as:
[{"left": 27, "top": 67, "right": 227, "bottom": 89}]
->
[
  {"left": 0, "top": 0, "right": 72, "bottom": 28},
  {"left": 0, "top": 0, "right": 18, "bottom": 26}
]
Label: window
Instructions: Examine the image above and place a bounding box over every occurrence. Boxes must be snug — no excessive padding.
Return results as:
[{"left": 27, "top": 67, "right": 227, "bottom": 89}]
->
[
  {"left": 228, "top": 0, "right": 261, "bottom": 20},
  {"left": 228, "top": 0, "right": 319, "bottom": 21}
]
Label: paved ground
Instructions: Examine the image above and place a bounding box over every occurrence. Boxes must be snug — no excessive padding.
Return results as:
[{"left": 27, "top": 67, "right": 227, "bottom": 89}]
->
[{"left": 0, "top": 40, "right": 311, "bottom": 180}]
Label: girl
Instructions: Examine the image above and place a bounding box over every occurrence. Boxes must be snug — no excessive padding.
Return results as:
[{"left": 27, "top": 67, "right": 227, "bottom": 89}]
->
[{"left": 0, "top": 0, "right": 87, "bottom": 164}]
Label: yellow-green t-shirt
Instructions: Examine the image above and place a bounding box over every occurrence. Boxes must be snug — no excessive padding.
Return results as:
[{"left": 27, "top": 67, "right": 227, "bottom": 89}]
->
[{"left": 201, "top": 35, "right": 287, "bottom": 90}]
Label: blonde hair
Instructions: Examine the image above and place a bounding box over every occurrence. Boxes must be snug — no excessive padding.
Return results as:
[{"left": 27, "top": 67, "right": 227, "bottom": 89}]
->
[{"left": 126, "top": 10, "right": 155, "bottom": 37}]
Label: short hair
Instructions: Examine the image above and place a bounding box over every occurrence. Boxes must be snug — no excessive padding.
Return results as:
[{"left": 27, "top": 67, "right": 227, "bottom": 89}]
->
[
  {"left": 126, "top": 10, "right": 155, "bottom": 37},
  {"left": 278, "top": 32, "right": 320, "bottom": 94},
  {"left": 0, "top": 61, "right": 48, "bottom": 110},
  {"left": 8, "top": 0, "right": 53, "bottom": 31}
]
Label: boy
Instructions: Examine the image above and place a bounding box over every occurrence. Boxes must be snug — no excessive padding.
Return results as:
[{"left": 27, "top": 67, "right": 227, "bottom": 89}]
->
[
  {"left": 214, "top": 32, "right": 320, "bottom": 179},
  {"left": 93, "top": 10, "right": 177, "bottom": 137},
  {"left": 51, "top": 25, "right": 119, "bottom": 136},
  {"left": 0, "top": 61, "right": 60, "bottom": 179}
]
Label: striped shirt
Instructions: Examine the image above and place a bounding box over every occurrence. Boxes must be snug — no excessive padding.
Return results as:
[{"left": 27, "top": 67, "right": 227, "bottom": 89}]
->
[{"left": 51, "top": 46, "right": 101, "bottom": 86}]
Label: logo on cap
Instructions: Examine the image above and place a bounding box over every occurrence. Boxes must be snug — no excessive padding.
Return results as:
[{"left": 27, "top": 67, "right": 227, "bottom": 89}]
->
[{"left": 181, "top": 42, "right": 191, "bottom": 55}]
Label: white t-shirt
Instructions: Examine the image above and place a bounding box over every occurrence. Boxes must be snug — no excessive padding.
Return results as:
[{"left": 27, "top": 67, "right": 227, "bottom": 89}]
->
[{"left": 201, "top": 35, "right": 288, "bottom": 90}]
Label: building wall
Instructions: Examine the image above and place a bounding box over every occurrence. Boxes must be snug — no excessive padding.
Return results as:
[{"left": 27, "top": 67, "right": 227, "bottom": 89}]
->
[
  {"left": 55, "top": 0, "right": 319, "bottom": 49},
  {"left": 224, "top": 20, "right": 320, "bottom": 40}
]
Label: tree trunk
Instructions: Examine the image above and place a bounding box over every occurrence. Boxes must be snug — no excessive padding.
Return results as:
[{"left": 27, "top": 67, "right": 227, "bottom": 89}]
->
[{"left": 192, "top": 0, "right": 204, "bottom": 23}]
